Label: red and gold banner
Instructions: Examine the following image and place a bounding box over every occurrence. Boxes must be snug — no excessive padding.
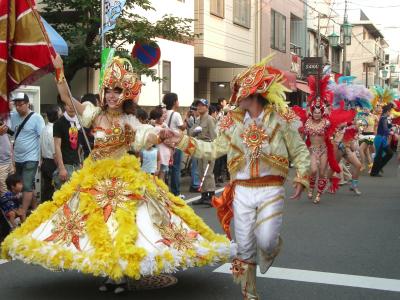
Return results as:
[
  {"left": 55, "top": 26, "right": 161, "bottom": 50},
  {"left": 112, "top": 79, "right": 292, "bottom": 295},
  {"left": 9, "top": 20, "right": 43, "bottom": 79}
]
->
[{"left": 0, "top": 0, "right": 55, "bottom": 117}]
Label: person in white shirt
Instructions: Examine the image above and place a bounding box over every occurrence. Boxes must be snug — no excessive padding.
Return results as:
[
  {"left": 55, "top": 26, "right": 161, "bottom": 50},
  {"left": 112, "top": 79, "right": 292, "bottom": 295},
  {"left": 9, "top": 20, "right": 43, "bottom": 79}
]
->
[
  {"left": 40, "top": 105, "right": 61, "bottom": 201},
  {"left": 163, "top": 93, "right": 186, "bottom": 197}
]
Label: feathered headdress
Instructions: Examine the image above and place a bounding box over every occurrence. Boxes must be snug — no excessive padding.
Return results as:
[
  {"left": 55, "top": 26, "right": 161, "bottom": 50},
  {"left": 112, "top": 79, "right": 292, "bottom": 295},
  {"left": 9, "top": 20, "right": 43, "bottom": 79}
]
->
[
  {"left": 330, "top": 83, "right": 372, "bottom": 109},
  {"left": 370, "top": 86, "right": 395, "bottom": 109},
  {"left": 229, "top": 55, "right": 290, "bottom": 111},
  {"left": 99, "top": 56, "right": 142, "bottom": 108},
  {"left": 307, "top": 75, "right": 332, "bottom": 116}
]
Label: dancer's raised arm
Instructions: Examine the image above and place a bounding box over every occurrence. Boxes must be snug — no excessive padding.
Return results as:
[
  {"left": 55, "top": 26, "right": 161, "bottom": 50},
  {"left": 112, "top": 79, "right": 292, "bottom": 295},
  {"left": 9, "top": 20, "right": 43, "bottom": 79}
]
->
[{"left": 52, "top": 54, "right": 85, "bottom": 116}]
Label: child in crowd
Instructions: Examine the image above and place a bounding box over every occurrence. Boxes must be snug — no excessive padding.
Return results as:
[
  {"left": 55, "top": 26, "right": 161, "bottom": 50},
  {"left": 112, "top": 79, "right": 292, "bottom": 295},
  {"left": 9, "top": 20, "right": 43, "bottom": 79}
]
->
[
  {"left": 150, "top": 107, "right": 173, "bottom": 182},
  {"left": 0, "top": 174, "right": 25, "bottom": 228},
  {"left": 136, "top": 108, "right": 149, "bottom": 124},
  {"left": 138, "top": 108, "right": 160, "bottom": 175},
  {"left": 140, "top": 145, "right": 160, "bottom": 176}
]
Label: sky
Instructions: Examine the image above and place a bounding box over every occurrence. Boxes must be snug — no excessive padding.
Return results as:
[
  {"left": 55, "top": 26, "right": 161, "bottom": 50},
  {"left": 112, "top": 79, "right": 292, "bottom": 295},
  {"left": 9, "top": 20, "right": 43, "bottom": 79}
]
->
[{"left": 332, "top": 0, "right": 400, "bottom": 61}]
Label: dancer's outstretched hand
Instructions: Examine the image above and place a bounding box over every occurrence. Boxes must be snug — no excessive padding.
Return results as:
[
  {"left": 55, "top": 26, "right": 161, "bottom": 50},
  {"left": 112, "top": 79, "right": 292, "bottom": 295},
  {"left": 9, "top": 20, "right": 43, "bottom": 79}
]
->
[
  {"left": 289, "top": 183, "right": 304, "bottom": 200},
  {"left": 160, "top": 129, "right": 182, "bottom": 147}
]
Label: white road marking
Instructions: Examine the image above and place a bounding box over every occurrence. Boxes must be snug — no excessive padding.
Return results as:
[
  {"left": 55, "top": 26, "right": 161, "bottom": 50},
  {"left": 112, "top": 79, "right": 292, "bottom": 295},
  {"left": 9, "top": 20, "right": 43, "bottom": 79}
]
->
[
  {"left": 0, "top": 259, "right": 8, "bottom": 265},
  {"left": 214, "top": 264, "right": 400, "bottom": 293},
  {"left": 185, "top": 187, "right": 225, "bottom": 204}
]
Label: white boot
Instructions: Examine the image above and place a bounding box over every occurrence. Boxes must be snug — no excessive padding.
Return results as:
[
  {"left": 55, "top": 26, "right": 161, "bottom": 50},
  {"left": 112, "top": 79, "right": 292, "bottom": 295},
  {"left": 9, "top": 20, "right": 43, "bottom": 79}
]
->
[{"left": 258, "top": 237, "right": 282, "bottom": 274}]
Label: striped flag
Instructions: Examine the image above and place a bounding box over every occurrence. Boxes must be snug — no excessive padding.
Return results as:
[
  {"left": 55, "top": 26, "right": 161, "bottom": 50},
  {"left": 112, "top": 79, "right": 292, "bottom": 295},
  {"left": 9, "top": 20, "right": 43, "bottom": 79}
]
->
[{"left": 0, "top": 0, "right": 55, "bottom": 117}]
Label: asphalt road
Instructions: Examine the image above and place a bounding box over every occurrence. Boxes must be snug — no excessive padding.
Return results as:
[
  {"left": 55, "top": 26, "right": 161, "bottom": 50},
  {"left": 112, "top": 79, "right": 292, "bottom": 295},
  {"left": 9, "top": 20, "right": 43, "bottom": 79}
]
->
[{"left": 0, "top": 162, "right": 399, "bottom": 300}]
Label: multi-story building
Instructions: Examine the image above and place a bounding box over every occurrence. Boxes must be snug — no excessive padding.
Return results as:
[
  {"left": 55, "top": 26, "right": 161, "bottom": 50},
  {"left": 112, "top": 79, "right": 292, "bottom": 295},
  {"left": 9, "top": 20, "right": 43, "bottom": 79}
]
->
[
  {"left": 347, "top": 10, "right": 388, "bottom": 87},
  {"left": 194, "top": 0, "right": 258, "bottom": 102},
  {"left": 194, "top": 0, "right": 308, "bottom": 102},
  {"left": 260, "top": 0, "right": 307, "bottom": 101},
  {"left": 261, "top": 0, "right": 306, "bottom": 74}
]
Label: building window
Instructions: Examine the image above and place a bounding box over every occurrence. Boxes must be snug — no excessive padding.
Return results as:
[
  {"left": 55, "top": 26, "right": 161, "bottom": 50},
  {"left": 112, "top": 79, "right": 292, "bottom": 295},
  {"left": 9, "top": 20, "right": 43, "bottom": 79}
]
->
[
  {"left": 210, "top": 0, "right": 224, "bottom": 18},
  {"left": 271, "top": 10, "right": 286, "bottom": 52},
  {"left": 331, "top": 48, "right": 341, "bottom": 73},
  {"left": 345, "top": 61, "right": 351, "bottom": 75},
  {"left": 162, "top": 61, "right": 171, "bottom": 94},
  {"left": 233, "top": 0, "right": 251, "bottom": 28}
]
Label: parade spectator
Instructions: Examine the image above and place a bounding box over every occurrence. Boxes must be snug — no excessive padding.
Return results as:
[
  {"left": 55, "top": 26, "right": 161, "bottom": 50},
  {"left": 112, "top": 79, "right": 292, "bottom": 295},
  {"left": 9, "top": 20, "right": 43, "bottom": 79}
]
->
[
  {"left": 6, "top": 93, "right": 44, "bottom": 218},
  {"left": 150, "top": 107, "right": 172, "bottom": 182},
  {"left": 371, "top": 103, "right": 394, "bottom": 176},
  {"left": 137, "top": 109, "right": 159, "bottom": 175},
  {"left": 214, "top": 98, "right": 229, "bottom": 184},
  {"left": 79, "top": 93, "right": 97, "bottom": 157},
  {"left": 40, "top": 105, "right": 60, "bottom": 201},
  {"left": 53, "top": 102, "right": 82, "bottom": 189},
  {"left": 0, "top": 115, "right": 14, "bottom": 195},
  {"left": 136, "top": 108, "right": 149, "bottom": 124},
  {"left": 163, "top": 93, "right": 186, "bottom": 197},
  {"left": 217, "top": 97, "right": 229, "bottom": 120},
  {"left": 80, "top": 93, "right": 98, "bottom": 106},
  {"left": 190, "top": 99, "right": 216, "bottom": 206},
  {"left": 0, "top": 174, "right": 25, "bottom": 228},
  {"left": 140, "top": 144, "right": 160, "bottom": 176},
  {"left": 185, "top": 104, "right": 200, "bottom": 192},
  {"left": 209, "top": 105, "right": 218, "bottom": 120}
]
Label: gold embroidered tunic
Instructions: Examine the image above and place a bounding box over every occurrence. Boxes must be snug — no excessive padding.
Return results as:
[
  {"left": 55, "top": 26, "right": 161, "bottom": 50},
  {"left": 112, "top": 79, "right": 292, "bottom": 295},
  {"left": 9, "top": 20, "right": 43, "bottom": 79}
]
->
[{"left": 177, "top": 105, "right": 310, "bottom": 188}]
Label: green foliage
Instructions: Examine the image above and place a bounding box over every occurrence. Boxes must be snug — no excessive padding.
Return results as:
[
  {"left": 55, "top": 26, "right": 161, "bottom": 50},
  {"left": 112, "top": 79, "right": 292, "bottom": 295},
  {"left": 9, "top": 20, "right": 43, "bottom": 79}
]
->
[{"left": 40, "top": 0, "right": 195, "bottom": 81}]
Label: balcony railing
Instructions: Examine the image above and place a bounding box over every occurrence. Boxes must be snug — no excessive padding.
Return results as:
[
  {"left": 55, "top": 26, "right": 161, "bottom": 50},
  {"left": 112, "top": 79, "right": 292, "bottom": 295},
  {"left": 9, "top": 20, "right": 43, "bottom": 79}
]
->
[{"left": 290, "top": 43, "right": 302, "bottom": 56}]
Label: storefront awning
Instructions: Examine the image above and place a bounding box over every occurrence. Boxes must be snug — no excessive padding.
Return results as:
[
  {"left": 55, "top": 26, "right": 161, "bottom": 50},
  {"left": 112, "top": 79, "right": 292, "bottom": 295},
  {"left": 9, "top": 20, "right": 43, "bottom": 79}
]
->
[
  {"left": 296, "top": 81, "right": 311, "bottom": 94},
  {"left": 41, "top": 17, "right": 68, "bottom": 56}
]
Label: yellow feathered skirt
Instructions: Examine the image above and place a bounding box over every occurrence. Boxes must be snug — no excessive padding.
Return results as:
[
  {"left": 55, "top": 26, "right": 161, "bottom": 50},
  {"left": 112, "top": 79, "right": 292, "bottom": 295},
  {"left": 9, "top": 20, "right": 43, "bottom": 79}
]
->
[{"left": 1, "top": 155, "right": 232, "bottom": 280}]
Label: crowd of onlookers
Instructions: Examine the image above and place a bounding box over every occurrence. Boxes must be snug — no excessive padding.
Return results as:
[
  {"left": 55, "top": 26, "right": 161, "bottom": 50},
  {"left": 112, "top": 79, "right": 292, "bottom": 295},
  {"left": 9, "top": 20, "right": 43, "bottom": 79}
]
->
[{"left": 0, "top": 91, "right": 229, "bottom": 233}]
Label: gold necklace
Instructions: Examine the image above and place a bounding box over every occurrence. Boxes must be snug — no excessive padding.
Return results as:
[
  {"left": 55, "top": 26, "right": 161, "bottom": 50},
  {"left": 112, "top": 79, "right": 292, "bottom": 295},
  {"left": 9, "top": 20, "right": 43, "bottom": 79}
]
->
[
  {"left": 104, "top": 112, "right": 120, "bottom": 128},
  {"left": 106, "top": 110, "right": 122, "bottom": 118}
]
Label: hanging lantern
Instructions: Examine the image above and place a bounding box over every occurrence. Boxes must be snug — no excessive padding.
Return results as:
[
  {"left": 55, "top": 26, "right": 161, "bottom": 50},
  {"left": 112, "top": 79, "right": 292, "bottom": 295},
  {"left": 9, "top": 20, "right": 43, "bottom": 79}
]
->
[
  {"left": 342, "top": 21, "right": 352, "bottom": 38},
  {"left": 328, "top": 32, "right": 340, "bottom": 47}
]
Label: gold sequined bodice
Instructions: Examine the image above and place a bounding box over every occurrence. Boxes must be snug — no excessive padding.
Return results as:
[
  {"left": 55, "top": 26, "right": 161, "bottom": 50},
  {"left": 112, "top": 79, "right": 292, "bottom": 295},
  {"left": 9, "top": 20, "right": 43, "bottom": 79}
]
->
[{"left": 90, "top": 123, "right": 135, "bottom": 160}]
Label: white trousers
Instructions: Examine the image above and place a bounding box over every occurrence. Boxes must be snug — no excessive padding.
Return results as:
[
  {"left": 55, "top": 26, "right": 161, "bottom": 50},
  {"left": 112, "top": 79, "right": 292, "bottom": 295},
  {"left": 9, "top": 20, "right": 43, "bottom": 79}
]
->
[{"left": 233, "top": 185, "right": 285, "bottom": 262}]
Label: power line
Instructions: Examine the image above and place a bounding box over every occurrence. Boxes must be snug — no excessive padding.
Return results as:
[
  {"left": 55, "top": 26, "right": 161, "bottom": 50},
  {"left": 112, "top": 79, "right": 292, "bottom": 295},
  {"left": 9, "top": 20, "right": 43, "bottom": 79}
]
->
[
  {"left": 303, "top": 0, "right": 387, "bottom": 65},
  {"left": 348, "top": 1, "right": 400, "bottom": 9},
  {"left": 299, "top": 0, "right": 343, "bottom": 26}
]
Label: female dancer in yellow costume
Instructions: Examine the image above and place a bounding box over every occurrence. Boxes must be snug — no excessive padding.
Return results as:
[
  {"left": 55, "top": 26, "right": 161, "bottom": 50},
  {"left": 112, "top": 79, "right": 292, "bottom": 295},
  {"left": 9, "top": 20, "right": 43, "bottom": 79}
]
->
[{"left": 1, "top": 54, "right": 232, "bottom": 291}]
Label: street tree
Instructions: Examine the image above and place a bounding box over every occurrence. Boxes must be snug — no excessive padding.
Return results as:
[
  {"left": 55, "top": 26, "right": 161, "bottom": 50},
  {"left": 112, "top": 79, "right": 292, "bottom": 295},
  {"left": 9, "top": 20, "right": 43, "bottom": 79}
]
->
[{"left": 41, "top": 0, "right": 195, "bottom": 81}]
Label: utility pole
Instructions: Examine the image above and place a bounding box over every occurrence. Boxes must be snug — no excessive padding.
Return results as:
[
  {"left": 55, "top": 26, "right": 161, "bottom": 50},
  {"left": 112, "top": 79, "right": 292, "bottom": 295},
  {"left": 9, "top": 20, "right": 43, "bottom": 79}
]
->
[
  {"left": 101, "top": 0, "right": 105, "bottom": 50},
  {"left": 316, "top": 13, "right": 321, "bottom": 97},
  {"left": 317, "top": 13, "right": 321, "bottom": 58},
  {"left": 342, "top": 0, "right": 348, "bottom": 76}
]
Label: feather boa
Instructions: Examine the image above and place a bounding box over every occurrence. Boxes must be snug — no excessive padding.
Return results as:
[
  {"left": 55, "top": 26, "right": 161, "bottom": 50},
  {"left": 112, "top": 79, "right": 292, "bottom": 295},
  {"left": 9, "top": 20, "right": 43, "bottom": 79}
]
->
[{"left": 1, "top": 155, "right": 231, "bottom": 280}]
